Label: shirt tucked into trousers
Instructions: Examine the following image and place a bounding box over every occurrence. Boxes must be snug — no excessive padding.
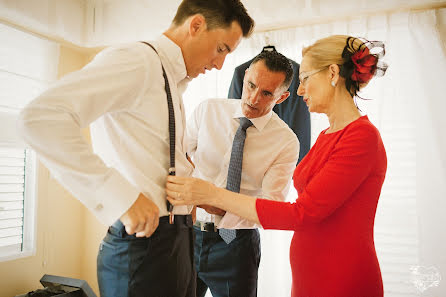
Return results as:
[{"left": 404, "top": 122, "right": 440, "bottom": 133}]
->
[
  {"left": 19, "top": 35, "right": 195, "bottom": 297},
  {"left": 187, "top": 99, "right": 299, "bottom": 297}
]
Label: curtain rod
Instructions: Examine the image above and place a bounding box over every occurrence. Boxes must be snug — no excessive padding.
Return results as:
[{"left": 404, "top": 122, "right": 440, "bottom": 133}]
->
[{"left": 254, "top": 2, "right": 446, "bottom": 34}]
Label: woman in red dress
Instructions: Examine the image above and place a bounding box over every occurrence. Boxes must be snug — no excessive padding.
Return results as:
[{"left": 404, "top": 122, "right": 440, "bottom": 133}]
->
[{"left": 166, "top": 35, "right": 388, "bottom": 297}]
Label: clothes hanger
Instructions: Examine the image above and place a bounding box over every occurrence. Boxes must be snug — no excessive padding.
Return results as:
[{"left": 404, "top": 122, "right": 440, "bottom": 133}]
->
[
  {"left": 261, "top": 33, "right": 277, "bottom": 53},
  {"left": 262, "top": 45, "right": 277, "bottom": 52}
]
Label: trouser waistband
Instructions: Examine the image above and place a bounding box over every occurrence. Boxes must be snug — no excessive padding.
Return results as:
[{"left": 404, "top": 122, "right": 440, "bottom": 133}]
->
[
  {"left": 193, "top": 221, "right": 257, "bottom": 235},
  {"left": 111, "top": 215, "right": 193, "bottom": 237},
  {"left": 193, "top": 221, "right": 217, "bottom": 232}
]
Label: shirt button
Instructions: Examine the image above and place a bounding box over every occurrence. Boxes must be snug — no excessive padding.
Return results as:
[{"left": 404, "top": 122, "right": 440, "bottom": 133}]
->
[{"left": 95, "top": 203, "right": 103, "bottom": 211}]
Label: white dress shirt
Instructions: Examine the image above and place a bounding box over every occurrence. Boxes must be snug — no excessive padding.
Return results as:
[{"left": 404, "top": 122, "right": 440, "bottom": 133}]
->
[
  {"left": 186, "top": 99, "right": 299, "bottom": 229},
  {"left": 18, "top": 35, "right": 194, "bottom": 226}
]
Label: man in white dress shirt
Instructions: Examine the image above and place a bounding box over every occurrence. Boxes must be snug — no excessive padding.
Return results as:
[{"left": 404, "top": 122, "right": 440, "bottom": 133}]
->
[
  {"left": 187, "top": 51, "right": 300, "bottom": 297},
  {"left": 17, "top": 1, "right": 254, "bottom": 296}
]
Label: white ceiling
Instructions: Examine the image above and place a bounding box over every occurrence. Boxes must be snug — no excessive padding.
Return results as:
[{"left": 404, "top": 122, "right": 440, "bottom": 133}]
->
[
  {"left": 0, "top": 0, "right": 444, "bottom": 47},
  {"left": 93, "top": 0, "right": 446, "bottom": 45}
]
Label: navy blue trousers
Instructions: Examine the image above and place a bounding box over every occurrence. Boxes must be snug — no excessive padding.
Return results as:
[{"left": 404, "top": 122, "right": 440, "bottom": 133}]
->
[
  {"left": 97, "top": 216, "right": 195, "bottom": 297},
  {"left": 194, "top": 226, "right": 261, "bottom": 297}
]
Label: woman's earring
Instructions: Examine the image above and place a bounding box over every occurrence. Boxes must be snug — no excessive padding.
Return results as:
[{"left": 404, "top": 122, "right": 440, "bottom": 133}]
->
[{"left": 331, "top": 81, "right": 336, "bottom": 87}]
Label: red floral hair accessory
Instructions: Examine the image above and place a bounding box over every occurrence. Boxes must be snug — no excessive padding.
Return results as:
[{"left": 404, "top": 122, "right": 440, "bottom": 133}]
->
[
  {"left": 340, "top": 37, "right": 388, "bottom": 98},
  {"left": 350, "top": 47, "right": 378, "bottom": 83}
]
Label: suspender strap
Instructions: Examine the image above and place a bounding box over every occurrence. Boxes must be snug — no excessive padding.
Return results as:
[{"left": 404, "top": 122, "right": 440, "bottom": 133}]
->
[{"left": 140, "top": 41, "right": 175, "bottom": 214}]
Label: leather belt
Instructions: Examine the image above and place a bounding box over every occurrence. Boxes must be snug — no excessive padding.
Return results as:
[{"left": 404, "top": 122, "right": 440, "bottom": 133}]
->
[{"left": 193, "top": 221, "right": 217, "bottom": 232}]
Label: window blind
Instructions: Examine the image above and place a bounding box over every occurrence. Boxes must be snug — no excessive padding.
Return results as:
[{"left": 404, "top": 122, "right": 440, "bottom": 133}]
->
[
  {"left": 0, "top": 22, "right": 58, "bottom": 259},
  {"left": 0, "top": 147, "right": 26, "bottom": 253}
]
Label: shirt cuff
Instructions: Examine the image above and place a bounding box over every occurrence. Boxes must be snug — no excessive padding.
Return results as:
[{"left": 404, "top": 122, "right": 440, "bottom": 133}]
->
[
  {"left": 93, "top": 168, "right": 140, "bottom": 226},
  {"left": 217, "top": 212, "right": 260, "bottom": 229}
]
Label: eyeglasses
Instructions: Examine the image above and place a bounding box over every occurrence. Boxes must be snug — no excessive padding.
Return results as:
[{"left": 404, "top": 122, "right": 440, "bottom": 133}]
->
[{"left": 298, "top": 66, "right": 328, "bottom": 87}]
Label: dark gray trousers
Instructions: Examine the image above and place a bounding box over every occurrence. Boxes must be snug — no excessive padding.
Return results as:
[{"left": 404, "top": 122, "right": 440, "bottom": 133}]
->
[
  {"left": 194, "top": 226, "right": 260, "bottom": 297},
  {"left": 97, "top": 216, "right": 195, "bottom": 297}
]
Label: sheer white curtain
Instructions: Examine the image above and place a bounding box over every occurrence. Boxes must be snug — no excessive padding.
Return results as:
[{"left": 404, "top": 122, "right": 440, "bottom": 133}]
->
[
  {"left": 183, "top": 8, "right": 446, "bottom": 297},
  {"left": 410, "top": 9, "right": 446, "bottom": 297}
]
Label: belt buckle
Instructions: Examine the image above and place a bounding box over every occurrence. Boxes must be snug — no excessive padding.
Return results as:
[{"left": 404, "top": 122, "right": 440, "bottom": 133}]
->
[
  {"left": 199, "top": 221, "right": 206, "bottom": 232},
  {"left": 200, "top": 221, "right": 217, "bottom": 232}
]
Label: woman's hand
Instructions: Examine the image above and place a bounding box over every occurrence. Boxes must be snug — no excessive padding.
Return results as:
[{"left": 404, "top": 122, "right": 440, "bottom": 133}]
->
[
  {"left": 166, "top": 175, "right": 261, "bottom": 224},
  {"left": 166, "top": 176, "right": 218, "bottom": 206}
]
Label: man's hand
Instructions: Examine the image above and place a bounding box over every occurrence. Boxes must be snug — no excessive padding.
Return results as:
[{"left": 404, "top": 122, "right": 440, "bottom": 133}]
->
[
  {"left": 120, "top": 193, "right": 159, "bottom": 237},
  {"left": 199, "top": 204, "right": 226, "bottom": 216}
]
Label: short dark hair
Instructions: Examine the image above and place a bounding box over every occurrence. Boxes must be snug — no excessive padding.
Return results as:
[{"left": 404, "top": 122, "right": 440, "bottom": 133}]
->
[
  {"left": 251, "top": 51, "right": 294, "bottom": 90},
  {"left": 172, "top": 0, "right": 254, "bottom": 37}
]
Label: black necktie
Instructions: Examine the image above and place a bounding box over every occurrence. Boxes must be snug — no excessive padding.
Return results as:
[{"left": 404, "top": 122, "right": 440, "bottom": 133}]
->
[{"left": 219, "top": 117, "right": 253, "bottom": 244}]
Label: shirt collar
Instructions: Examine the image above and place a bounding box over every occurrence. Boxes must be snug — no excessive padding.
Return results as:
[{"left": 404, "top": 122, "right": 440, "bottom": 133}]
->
[
  {"left": 154, "top": 34, "right": 190, "bottom": 85},
  {"left": 233, "top": 102, "right": 273, "bottom": 132}
]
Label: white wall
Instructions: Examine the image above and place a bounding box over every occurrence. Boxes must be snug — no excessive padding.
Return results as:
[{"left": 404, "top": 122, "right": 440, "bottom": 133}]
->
[{"left": 0, "top": 0, "right": 87, "bottom": 45}]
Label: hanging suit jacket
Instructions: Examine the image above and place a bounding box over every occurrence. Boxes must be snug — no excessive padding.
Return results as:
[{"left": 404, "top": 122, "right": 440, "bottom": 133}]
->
[{"left": 228, "top": 56, "right": 311, "bottom": 164}]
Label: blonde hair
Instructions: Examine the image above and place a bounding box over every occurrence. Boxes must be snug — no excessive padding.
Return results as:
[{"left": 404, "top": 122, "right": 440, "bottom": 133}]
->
[
  {"left": 302, "top": 35, "right": 364, "bottom": 68},
  {"left": 302, "top": 35, "right": 369, "bottom": 97}
]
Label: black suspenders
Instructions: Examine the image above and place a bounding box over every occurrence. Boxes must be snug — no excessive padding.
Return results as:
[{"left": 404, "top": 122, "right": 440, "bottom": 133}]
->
[{"left": 140, "top": 41, "right": 175, "bottom": 223}]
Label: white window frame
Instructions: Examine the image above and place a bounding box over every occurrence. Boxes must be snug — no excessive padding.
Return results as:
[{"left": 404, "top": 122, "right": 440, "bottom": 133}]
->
[
  {"left": 22, "top": 149, "right": 38, "bottom": 258},
  {"left": 0, "top": 144, "right": 38, "bottom": 262},
  {"left": 0, "top": 21, "right": 57, "bottom": 262}
]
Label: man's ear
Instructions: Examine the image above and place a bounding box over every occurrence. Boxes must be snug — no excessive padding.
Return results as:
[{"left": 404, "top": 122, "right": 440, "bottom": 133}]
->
[
  {"left": 243, "top": 69, "right": 249, "bottom": 83},
  {"left": 189, "top": 14, "right": 206, "bottom": 37},
  {"left": 276, "top": 91, "right": 290, "bottom": 104}
]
